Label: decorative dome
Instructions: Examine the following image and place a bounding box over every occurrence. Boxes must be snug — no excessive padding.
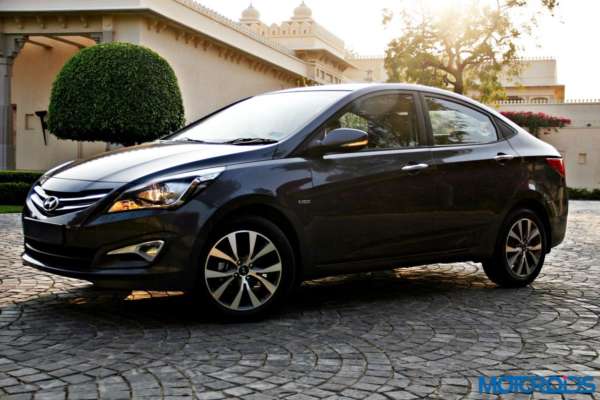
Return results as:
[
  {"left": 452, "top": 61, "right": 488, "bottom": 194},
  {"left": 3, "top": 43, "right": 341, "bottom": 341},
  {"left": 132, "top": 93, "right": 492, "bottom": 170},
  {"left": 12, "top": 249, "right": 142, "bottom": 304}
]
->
[
  {"left": 292, "top": 2, "right": 313, "bottom": 20},
  {"left": 240, "top": 3, "right": 260, "bottom": 22}
]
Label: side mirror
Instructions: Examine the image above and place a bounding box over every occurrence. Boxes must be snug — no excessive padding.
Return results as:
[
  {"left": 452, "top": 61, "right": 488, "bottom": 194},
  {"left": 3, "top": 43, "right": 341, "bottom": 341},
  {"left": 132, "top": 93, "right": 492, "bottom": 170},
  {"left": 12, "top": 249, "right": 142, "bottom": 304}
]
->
[{"left": 308, "top": 128, "right": 368, "bottom": 156}]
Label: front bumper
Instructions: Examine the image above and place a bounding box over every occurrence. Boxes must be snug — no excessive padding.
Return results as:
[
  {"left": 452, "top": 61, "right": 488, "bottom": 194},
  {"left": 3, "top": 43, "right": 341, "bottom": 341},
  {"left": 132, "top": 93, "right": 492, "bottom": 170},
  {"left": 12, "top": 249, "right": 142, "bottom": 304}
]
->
[
  {"left": 22, "top": 252, "right": 185, "bottom": 289},
  {"left": 22, "top": 207, "right": 208, "bottom": 290}
]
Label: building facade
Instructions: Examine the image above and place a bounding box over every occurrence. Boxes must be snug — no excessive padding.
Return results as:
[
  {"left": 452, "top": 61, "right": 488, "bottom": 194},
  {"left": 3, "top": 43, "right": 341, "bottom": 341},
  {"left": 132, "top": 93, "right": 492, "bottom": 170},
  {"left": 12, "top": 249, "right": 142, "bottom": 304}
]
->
[
  {"left": 0, "top": 1, "right": 598, "bottom": 189},
  {"left": 0, "top": 0, "right": 376, "bottom": 171},
  {"left": 499, "top": 57, "right": 566, "bottom": 103}
]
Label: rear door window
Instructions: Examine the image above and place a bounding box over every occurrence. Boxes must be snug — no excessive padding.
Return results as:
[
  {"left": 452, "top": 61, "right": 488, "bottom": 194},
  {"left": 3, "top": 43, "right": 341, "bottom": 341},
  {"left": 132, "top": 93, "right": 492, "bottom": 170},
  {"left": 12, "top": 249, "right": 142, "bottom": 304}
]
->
[{"left": 425, "top": 97, "right": 498, "bottom": 146}]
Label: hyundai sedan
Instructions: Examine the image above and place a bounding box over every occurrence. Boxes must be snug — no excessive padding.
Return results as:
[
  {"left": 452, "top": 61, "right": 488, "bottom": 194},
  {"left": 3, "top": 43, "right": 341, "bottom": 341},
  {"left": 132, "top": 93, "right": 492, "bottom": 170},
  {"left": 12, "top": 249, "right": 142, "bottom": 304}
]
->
[{"left": 22, "top": 84, "right": 568, "bottom": 318}]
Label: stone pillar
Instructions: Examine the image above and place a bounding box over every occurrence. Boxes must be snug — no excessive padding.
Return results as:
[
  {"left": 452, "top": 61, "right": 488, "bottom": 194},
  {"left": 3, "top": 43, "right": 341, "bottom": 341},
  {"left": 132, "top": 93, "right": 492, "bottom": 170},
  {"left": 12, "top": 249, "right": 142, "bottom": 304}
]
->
[{"left": 0, "top": 34, "right": 25, "bottom": 170}]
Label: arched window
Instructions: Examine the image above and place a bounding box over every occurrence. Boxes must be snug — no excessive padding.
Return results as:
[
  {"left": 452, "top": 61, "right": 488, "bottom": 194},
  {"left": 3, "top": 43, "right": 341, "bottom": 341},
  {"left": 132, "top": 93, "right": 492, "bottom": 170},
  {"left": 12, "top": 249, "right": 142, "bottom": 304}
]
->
[{"left": 507, "top": 96, "right": 525, "bottom": 102}]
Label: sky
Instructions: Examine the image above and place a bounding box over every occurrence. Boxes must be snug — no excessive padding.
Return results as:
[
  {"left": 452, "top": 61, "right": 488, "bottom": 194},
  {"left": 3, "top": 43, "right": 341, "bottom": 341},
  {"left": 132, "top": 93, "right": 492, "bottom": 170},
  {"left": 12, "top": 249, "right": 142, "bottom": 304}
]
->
[{"left": 197, "top": 0, "right": 598, "bottom": 100}]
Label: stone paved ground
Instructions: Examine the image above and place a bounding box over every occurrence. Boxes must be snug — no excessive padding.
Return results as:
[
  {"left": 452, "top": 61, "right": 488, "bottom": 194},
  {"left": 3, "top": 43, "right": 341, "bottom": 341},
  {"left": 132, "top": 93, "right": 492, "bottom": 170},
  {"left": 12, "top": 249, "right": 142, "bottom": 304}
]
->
[{"left": 1, "top": 201, "right": 600, "bottom": 400}]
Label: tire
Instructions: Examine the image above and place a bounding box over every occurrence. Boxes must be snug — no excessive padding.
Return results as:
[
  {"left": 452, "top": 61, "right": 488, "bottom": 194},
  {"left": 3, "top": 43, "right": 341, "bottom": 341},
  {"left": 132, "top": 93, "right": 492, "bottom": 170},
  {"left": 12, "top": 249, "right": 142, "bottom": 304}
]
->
[
  {"left": 196, "top": 216, "right": 296, "bottom": 319},
  {"left": 482, "top": 208, "right": 547, "bottom": 287}
]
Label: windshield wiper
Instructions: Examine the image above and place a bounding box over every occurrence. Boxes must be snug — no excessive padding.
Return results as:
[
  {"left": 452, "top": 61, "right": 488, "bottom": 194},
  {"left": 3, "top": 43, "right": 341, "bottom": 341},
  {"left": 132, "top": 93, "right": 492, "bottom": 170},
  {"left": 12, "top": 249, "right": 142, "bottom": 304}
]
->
[
  {"left": 172, "top": 138, "right": 219, "bottom": 144},
  {"left": 224, "top": 138, "right": 279, "bottom": 145}
]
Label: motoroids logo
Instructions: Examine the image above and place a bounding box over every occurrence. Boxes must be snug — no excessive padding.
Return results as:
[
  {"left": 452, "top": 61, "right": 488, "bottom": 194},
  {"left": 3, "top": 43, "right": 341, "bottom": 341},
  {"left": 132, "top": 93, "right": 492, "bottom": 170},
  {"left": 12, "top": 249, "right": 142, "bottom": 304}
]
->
[{"left": 479, "top": 375, "right": 596, "bottom": 395}]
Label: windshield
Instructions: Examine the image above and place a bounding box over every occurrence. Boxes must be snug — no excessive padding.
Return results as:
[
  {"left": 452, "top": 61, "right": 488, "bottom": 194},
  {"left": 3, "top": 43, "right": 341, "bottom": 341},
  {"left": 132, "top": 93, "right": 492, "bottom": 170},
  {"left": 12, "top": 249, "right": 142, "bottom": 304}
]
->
[{"left": 171, "top": 91, "right": 348, "bottom": 144}]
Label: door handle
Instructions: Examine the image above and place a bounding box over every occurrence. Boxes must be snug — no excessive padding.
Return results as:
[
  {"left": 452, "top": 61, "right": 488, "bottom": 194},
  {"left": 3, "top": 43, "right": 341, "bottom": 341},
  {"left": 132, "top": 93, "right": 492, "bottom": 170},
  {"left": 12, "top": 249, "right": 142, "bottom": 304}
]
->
[
  {"left": 494, "top": 153, "right": 515, "bottom": 162},
  {"left": 401, "top": 163, "right": 429, "bottom": 172}
]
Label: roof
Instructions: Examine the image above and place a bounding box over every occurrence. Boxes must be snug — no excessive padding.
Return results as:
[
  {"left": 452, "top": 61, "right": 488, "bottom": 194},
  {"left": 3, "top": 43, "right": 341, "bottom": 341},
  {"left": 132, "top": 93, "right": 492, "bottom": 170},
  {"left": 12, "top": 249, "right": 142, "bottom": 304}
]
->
[
  {"left": 0, "top": 0, "right": 309, "bottom": 78},
  {"left": 276, "top": 83, "right": 462, "bottom": 94},
  {"left": 273, "top": 82, "right": 503, "bottom": 118}
]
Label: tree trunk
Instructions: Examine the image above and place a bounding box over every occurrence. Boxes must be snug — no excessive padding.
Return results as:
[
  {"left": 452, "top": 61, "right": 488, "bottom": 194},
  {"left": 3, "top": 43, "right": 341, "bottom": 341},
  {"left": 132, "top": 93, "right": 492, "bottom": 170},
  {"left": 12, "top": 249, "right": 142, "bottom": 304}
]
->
[{"left": 453, "top": 74, "right": 464, "bottom": 94}]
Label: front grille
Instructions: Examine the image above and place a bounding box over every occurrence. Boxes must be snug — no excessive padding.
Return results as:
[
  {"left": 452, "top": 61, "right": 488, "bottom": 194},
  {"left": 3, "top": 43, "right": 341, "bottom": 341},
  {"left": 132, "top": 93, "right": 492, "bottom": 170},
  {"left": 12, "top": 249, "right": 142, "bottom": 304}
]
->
[
  {"left": 24, "top": 239, "right": 95, "bottom": 270},
  {"left": 30, "top": 185, "right": 111, "bottom": 216}
]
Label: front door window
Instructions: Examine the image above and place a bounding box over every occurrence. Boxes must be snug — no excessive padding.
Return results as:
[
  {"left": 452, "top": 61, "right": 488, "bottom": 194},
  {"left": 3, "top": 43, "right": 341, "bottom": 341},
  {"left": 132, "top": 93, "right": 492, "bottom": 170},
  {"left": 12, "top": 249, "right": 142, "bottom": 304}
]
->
[{"left": 324, "top": 93, "right": 421, "bottom": 150}]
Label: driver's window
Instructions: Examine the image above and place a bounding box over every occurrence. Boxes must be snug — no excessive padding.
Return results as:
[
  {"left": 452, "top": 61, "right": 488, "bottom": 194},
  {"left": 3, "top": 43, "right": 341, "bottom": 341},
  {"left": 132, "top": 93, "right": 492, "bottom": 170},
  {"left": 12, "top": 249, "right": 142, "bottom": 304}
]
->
[
  {"left": 322, "top": 93, "right": 420, "bottom": 150},
  {"left": 426, "top": 97, "right": 497, "bottom": 145}
]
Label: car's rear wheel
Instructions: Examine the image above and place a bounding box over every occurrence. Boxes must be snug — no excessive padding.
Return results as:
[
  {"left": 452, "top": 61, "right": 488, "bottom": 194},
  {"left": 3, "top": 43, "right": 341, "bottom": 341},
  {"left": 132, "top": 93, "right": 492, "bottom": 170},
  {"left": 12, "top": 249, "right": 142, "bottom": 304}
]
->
[
  {"left": 197, "top": 216, "right": 295, "bottom": 318},
  {"left": 482, "top": 209, "right": 547, "bottom": 287}
]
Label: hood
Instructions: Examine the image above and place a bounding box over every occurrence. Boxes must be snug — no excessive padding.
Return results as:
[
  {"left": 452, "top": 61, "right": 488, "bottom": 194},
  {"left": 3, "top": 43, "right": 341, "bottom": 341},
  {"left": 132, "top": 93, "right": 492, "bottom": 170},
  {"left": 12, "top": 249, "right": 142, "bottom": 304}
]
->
[{"left": 48, "top": 141, "right": 273, "bottom": 183}]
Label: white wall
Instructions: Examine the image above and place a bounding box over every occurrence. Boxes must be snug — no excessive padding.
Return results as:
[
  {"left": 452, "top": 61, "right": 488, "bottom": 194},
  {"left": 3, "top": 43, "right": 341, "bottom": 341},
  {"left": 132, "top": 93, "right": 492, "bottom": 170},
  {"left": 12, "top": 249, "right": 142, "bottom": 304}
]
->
[
  {"left": 138, "top": 19, "right": 296, "bottom": 122},
  {"left": 500, "top": 58, "right": 558, "bottom": 86},
  {"left": 499, "top": 102, "right": 600, "bottom": 189},
  {"left": 12, "top": 36, "right": 106, "bottom": 171},
  {"left": 541, "top": 128, "right": 600, "bottom": 189},
  {"left": 345, "top": 57, "right": 388, "bottom": 83},
  {"left": 499, "top": 102, "right": 600, "bottom": 129}
]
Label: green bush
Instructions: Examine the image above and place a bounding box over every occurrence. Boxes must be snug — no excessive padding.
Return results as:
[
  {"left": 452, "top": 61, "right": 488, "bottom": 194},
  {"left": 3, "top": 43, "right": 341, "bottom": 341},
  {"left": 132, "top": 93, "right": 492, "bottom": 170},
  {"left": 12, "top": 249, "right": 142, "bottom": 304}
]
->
[
  {"left": 568, "top": 187, "right": 600, "bottom": 201},
  {"left": 48, "top": 42, "right": 185, "bottom": 146},
  {"left": 0, "top": 170, "right": 42, "bottom": 184},
  {"left": 0, "top": 182, "right": 31, "bottom": 205},
  {"left": 0, "top": 170, "right": 41, "bottom": 205}
]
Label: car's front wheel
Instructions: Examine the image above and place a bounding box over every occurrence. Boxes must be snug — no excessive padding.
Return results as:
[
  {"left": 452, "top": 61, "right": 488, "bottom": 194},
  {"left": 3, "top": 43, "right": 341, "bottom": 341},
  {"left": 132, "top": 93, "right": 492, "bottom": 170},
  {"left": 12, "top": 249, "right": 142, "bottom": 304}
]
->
[
  {"left": 197, "top": 216, "right": 295, "bottom": 318},
  {"left": 482, "top": 208, "right": 547, "bottom": 287}
]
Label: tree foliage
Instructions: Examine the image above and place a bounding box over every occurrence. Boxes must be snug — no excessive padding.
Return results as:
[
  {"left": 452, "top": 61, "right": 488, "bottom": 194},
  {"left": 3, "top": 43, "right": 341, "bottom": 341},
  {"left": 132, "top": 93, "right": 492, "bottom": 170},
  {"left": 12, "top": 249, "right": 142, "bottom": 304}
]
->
[
  {"left": 48, "top": 42, "right": 185, "bottom": 146},
  {"left": 383, "top": 1, "right": 557, "bottom": 103}
]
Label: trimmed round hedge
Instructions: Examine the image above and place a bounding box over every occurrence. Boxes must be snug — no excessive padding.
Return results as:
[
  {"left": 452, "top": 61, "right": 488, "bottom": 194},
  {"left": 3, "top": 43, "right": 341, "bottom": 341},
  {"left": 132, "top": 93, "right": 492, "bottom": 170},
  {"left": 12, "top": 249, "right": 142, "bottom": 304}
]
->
[{"left": 48, "top": 42, "right": 185, "bottom": 146}]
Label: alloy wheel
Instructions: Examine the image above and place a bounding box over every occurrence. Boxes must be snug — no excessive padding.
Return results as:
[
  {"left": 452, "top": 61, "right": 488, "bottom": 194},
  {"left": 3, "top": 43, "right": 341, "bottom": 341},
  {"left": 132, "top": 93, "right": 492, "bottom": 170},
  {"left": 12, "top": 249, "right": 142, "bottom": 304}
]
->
[
  {"left": 505, "top": 218, "right": 543, "bottom": 278},
  {"left": 204, "top": 230, "right": 282, "bottom": 311}
]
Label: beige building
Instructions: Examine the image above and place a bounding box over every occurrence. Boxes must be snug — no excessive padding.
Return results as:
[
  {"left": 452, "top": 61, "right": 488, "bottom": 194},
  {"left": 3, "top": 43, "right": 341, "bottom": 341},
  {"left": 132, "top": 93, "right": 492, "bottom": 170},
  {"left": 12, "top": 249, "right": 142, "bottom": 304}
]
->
[
  {"left": 500, "top": 57, "right": 566, "bottom": 103},
  {"left": 0, "top": 0, "right": 377, "bottom": 171},
  {"left": 0, "top": 1, "right": 598, "bottom": 189}
]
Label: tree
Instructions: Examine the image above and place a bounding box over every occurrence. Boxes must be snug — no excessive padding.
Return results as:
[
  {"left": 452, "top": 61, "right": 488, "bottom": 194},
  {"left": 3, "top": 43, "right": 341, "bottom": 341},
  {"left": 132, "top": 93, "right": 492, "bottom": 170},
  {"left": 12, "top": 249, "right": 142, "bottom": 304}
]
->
[
  {"left": 383, "top": 1, "right": 557, "bottom": 103},
  {"left": 48, "top": 42, "right": 185, "bottom": 146}
]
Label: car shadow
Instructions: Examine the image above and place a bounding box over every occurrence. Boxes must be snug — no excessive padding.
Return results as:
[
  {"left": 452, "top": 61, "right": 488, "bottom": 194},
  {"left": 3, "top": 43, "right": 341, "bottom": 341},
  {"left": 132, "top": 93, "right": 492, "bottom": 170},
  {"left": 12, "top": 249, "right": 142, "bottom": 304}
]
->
[{"left": 1, "top": 262, "right": 524, "bottom": 327}]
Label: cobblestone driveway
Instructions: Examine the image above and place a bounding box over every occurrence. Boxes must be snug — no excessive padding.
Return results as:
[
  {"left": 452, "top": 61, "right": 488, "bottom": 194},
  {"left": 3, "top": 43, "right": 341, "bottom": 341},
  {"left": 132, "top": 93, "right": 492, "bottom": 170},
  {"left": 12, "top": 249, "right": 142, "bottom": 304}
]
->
[{"left": 1, "top": 201, "right": 599, "bottom": 400}]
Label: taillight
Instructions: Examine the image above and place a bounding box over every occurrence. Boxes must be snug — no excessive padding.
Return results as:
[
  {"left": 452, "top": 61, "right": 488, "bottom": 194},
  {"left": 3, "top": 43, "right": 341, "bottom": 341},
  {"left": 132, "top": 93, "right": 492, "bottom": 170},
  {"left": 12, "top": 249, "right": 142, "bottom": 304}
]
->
[{"left": 546, "top": 157, "right": 565, "bottom": 177}]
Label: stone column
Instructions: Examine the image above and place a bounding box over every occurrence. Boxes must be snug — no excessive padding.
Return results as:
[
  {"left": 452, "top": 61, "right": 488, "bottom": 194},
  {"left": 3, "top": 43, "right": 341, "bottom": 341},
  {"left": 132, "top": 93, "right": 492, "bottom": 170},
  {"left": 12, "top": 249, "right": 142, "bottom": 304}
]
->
[{"left": 0, "top": 34, "right": 25, "bottom": 170}]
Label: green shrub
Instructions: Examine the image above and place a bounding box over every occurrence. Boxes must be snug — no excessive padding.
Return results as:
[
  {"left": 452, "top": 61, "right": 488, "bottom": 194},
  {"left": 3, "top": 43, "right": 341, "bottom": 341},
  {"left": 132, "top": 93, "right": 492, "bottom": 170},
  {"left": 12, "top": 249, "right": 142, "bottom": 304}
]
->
[
  {"left": 0, "top": 170, "right": 42, "bottom": 184},
  {"left": 568, "top": 187, "right": 600, "bottom": 201},
  {"left": 0, "top": 170, "right": 41, "bottom": 205},
  {"left": 0, "top": 182, "right": 31, "bottom": 205},
  {"left": 48, "top": 42, "right": 185, "bottom": 146}
]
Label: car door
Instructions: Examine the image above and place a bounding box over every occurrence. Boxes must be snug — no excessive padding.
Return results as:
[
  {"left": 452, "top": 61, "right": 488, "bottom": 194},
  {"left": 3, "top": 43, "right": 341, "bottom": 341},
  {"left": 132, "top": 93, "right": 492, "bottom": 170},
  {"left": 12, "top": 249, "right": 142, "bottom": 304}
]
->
[
  {"left": 303, "top": 91, "right": 439, "bottom": 267},
  {"left": 422, "top": 94, "right": 521, "bottom": 253}
]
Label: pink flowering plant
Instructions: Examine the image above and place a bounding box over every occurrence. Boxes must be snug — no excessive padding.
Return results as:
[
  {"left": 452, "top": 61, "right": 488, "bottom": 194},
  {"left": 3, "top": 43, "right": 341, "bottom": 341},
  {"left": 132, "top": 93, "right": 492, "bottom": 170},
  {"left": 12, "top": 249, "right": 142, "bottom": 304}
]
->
[{"left": 500, "top": 111, "right": 571, "bottom": 137}]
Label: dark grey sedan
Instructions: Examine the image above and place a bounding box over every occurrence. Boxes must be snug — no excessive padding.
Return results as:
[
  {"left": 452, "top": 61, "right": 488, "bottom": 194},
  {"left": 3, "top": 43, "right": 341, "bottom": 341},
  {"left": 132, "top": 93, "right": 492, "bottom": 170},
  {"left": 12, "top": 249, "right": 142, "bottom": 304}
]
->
[{"left": 22, "top": 84, "right": 568, "bottom": 318}]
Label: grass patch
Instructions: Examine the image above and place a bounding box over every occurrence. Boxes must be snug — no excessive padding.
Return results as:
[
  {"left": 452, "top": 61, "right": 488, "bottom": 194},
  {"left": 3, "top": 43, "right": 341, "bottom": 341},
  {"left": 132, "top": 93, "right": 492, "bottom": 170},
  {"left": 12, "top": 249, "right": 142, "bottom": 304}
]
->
[{"left": 0, "top": 205, "right": 22, "bottom": 214}]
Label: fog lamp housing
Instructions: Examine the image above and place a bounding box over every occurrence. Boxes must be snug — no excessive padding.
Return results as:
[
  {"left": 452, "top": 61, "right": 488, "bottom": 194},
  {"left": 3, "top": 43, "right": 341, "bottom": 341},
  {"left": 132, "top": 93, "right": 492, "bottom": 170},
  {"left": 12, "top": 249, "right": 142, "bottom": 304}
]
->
[{"left": 106, "top": 240, "right": 165, "bottom": 262}]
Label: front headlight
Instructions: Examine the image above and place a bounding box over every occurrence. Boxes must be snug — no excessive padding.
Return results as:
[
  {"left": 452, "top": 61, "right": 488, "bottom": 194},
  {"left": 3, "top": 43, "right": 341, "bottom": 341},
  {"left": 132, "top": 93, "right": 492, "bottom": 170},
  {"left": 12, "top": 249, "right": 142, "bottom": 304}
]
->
[{"left": 108, "top": 167, "right": 225, "bottom": 213}]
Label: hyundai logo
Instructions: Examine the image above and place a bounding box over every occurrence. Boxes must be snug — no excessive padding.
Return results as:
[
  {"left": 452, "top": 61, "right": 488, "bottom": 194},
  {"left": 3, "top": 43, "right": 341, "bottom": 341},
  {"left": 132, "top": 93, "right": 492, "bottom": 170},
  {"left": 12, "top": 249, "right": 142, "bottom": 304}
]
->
[{"left": 42, "top": 196, "right": 60, "bottom": 212}]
